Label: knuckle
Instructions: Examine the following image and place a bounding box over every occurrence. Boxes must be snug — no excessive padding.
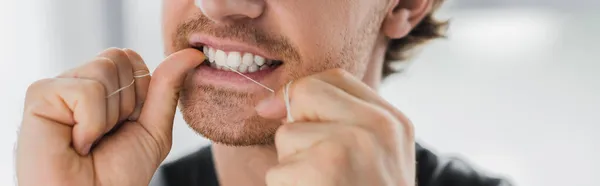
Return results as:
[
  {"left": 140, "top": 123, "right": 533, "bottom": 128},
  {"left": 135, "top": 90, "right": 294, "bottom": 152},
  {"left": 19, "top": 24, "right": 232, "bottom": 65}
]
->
[
  {"left": 359, "top": 105, "right": 410, "bottom": 143},
  {"left": 149, "top": 68, "right": 174, "bottom": 85},
  {"left": 368, "top": 106, "right": 400, "bottom": 131},
  {"left": 64, "top": 79, "right": 106, "bottom": 100},
  {"left": 123, "top": 48, "right": 144, "bottom": 63},
  {"left": 26, "top": 78, "right": 53, "bottom": 95},
  {"left": 124, "top": 48, "right": 141, "bottom": 56},
  {"left": 90, "top": 57, "right": 118, "bottom": 79},
  {"left": 292, "top": 77, "right": 314, "bottom": 94},
  {"left": 81, "top": 79, "right": 106, "bottom": 96},
  {"left": 326, "top": 68, "right": 351, "bottom": 78},
  {"left": 102, "top": 47, "right": 129, "bottom": 60},
  {"left": 24, "top": 79, "right": 55, "bottom": 112},
  {"left": 292, "top": 77, "right": 324, "bottom": 100}
]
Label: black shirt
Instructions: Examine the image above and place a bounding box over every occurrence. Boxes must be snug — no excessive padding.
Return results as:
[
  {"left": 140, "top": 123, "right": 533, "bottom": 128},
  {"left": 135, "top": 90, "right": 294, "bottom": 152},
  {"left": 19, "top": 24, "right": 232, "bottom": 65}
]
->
[{"left": 150, "top": 144, "right": 512, "bottom": 186}]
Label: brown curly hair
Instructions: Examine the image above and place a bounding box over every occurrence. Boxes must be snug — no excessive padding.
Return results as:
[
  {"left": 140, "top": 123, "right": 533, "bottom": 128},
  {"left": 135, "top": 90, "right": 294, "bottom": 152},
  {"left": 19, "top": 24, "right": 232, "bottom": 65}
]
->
[{"left": 383, "top": 0, "right": 448, "bottom": 78}]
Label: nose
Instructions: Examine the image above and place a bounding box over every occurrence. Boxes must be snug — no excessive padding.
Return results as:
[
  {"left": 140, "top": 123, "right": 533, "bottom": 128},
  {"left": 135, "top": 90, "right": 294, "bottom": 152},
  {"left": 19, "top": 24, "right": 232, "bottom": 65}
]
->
[{"left": 196, "top": 0, "right": 265, "bottom": 23}]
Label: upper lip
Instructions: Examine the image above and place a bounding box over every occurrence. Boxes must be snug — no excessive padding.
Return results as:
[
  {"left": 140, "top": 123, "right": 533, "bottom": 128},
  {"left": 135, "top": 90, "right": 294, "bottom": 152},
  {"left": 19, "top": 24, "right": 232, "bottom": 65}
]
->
[{"left": 188, "top": 33, "right": 282, "bottom": 61}]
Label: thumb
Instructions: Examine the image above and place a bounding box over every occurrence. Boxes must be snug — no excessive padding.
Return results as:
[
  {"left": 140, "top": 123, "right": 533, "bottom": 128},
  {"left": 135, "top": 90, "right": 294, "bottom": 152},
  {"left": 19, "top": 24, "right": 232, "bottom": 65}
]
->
[{"left": 137, "top": 48, "right": 205, "bottom": 148}]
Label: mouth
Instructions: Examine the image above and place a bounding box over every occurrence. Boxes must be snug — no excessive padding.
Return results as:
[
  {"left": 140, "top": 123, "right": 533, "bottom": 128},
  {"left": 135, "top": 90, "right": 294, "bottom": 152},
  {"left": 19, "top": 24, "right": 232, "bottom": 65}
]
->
[
  {"left": 191, "top": 44, "right": 284, "bottom": 73},
  {"left": 187, "top": 40, "right": 285, "bottom": 92}
]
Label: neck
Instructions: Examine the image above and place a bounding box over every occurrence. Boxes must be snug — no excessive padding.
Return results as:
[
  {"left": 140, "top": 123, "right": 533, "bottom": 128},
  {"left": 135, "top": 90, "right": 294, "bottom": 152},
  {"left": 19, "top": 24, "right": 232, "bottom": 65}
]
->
[{"left": 362, "top": 34, "right": 387, "bottom": 89}]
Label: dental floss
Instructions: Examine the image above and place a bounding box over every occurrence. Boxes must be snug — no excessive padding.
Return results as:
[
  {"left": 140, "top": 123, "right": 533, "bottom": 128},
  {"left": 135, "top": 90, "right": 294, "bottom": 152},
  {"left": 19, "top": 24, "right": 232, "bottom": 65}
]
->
[
  {"left": 105, "top": 67, "right": 296, "bottom": 122},
  {"left": 223, "top": 65, "right": 295, "bottom": 122},
  {"left": 105, "top": 73, "right": 151, "bottom": 98},
  {"left": 284, "top": 81, "right": 294, "bottom": 123},
  {"left": 224, "top": 65, "right": 295, "bottom": 122},
  {"left": 224, "top": 65, "right": 275, "bottom": 93},
  {"left": 106, "top": 79, "right": 135, "bottom": 98}
]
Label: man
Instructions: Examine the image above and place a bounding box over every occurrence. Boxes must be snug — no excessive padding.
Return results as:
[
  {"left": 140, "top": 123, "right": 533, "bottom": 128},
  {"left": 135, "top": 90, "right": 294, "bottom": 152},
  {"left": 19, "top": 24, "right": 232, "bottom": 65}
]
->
[{"left": 16, "top": 0, "right": 511, "bottom": 185}]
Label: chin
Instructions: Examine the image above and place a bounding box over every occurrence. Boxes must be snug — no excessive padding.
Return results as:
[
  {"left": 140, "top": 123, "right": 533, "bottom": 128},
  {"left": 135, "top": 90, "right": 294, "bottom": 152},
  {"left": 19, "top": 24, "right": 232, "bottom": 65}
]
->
[
  {"left": 173, "top": 35, "right": 302, "bottom": 146},
  {"left": 179, "top": 80, "right": 281, "bottom": 146}
]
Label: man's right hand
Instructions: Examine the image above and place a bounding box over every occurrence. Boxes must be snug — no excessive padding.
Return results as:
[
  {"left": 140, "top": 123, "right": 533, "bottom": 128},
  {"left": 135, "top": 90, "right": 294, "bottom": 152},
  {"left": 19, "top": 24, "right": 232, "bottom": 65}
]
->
[{"left": 16, "top": 48, "right": 205, "bottom": 186}]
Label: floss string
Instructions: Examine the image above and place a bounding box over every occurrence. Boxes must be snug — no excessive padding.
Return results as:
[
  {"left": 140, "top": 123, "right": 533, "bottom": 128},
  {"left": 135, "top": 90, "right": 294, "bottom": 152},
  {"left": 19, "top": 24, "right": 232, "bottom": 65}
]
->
[
  {"left": 284, "top": 81, "right": 294, "bottom": 123},
  {"left": 224, "top": 65, "right": 294, "bottom": 122},
  {"left": 224, "top": 66, "right": 275, "bottom": 93},
  {"left": 105, "top": 72, "right": 151, "bottom": 98},
  {"left": 104, "top": 66, "right": 295, "bottom": 123}
]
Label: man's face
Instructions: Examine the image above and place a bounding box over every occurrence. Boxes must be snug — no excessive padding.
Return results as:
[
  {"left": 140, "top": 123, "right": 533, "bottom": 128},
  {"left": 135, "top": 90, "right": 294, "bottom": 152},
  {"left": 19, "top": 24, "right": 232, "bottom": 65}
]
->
[{"left": 162, "top": 0, "right": 389, "bottom": 145}]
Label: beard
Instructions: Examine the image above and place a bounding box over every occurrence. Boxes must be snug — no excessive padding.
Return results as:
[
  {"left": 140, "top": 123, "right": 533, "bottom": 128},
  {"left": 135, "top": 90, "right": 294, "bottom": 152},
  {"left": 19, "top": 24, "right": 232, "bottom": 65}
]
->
[
  {"left": 174, "top": 14, "right": 300, "bottom": 146},
  {"left": 179, "top": 82, "right": 281, "bottom": 146},
  {"left": 174, "top": 12, "right": 380, "bottom": 146}
]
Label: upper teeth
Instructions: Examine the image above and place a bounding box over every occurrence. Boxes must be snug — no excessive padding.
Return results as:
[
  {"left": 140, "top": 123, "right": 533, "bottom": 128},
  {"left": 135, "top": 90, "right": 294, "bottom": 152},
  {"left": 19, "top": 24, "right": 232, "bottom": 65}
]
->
[{"left": 203, "top": 46, "right": 273, "bottom": 73}]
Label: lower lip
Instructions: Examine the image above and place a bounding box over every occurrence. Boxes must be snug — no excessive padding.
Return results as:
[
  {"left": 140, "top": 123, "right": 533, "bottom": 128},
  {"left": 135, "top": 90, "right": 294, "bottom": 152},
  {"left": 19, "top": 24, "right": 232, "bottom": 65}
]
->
[{"left": 192, "top": 63, "right": 280, "bottom": 91}]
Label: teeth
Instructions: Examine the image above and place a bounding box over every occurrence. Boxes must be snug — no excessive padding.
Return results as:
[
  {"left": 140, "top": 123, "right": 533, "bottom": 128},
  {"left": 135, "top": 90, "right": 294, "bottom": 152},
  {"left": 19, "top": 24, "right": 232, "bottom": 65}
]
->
[
  {"left": 254, "top": 56, "right": 265, "bottom": 66},
  {"left": 201, "top": 46, "right": 278, "bottom": 73},
  {"left": 215, "top": 50, "right": 227, "bottom": 66},
  {"left": 239, "top": 65, "right": 249, "bottom": 73},
  {"left": 248, "top": 64, "right": 259, "bottom": 73},
  {"left": 227, "top": 52, "right": 242, "bottom": 67},
  {"left": 242, "top": 53, "right": 254, "bottom": 66},
  {"left": 208, "top": 48, "right": 216, "bottom": 63}
]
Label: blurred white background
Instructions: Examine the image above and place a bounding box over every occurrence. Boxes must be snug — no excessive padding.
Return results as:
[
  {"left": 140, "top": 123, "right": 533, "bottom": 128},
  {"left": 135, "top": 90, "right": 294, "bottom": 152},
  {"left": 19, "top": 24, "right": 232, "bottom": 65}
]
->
[{"left": 2, "top": 1, "right": 599, "bottom": 186}]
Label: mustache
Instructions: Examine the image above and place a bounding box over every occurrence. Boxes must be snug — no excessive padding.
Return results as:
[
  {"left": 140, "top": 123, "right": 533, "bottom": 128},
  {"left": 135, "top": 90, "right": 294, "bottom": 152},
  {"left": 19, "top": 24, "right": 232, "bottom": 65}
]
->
[{"left": 173, "top": 14, "right": 300, "bottom": 61}]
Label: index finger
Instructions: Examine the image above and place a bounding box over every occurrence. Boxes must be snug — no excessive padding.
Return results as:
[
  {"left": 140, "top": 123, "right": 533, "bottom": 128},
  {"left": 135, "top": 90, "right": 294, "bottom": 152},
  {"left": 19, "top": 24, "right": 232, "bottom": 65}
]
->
[
  {"left": 310, "top": 69, "right": 413, "bottom": 128},
  {"left": 255, "top": 74, "right": 378, "bottom": 124},
  {"left": 122, "top": 49, "right": 151, "bottom": 120}
]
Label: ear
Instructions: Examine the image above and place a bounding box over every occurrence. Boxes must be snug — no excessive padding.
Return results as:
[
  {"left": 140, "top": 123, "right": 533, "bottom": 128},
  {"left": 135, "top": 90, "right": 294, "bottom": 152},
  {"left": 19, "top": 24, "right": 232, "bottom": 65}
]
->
[{"left": 382, "top": 0, "right": 433, "bottom": 39}]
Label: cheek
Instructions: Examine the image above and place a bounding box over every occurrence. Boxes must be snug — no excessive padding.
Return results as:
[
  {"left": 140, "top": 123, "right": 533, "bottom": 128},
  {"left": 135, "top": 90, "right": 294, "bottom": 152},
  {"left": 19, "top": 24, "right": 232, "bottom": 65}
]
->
[
  {"left": 271, "top": 0, "right": 368, "bottom": 73},
  {"left": 162, "top": 0, "right": 199, "bottom": 53}
]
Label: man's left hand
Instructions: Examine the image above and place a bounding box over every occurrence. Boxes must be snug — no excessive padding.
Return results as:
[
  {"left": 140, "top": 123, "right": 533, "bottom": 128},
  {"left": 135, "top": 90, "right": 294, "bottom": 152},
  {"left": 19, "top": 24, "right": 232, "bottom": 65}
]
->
[{"left": 256, "top": 69, "right": 415, "bottom": 186}]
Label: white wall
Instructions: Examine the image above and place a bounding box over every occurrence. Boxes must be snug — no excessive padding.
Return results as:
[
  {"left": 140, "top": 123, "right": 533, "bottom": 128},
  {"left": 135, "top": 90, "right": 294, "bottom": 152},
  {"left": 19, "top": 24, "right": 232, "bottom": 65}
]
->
[
  {"left": 1, "top": 1, "right": 113, "bottom": 185},
  {"left": 380, "top": 8, "right": 600, "bottom": 186}
]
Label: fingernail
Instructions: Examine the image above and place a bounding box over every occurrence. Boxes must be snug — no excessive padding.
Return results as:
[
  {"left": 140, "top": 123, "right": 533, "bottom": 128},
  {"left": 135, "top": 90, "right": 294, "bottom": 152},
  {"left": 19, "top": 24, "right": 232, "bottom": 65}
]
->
[{"left": 255, "top": 93, "right": 275, "bottom": 112}]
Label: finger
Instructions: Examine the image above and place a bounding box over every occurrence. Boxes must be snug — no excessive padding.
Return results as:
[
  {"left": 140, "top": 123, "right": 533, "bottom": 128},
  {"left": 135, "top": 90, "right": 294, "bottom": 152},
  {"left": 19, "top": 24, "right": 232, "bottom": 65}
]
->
[
  {"left": 255, "top": 75, "right": 374, "bottom": 124},
  {"left": 22, "top": 78, "right": 107, "bottom": 155},
  {"left": 137, "top": 48, "right": 205, "bottom": 156},
  {"left": 122, "top": 48, "right": 151, "bottom": 121},
  {"left": 274, "top": 122, "right": 337, "bottom": 161},
  {"left": 267, "top": 148, "right": 336, "bottom": 186},
  {"left": 311, "top": 69, "right": 411, "bottom": 126},
  {"left": 255, "top": 69, "right": 411, "bottom": 142},
  {"left": 58, "top": 57, "right": 120, "bottom": 131},
  {"left": 97, "top": 48, "right": 136, "bottom": 124},
  {"left": 275, "top": 122, "right": 376, "bottom": 163},
  {"left": 265, "top": 158, "right": 305, "bottom": 186},
  {"left": 310, "top": 69, "right": 414, "bottom": 141}
]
